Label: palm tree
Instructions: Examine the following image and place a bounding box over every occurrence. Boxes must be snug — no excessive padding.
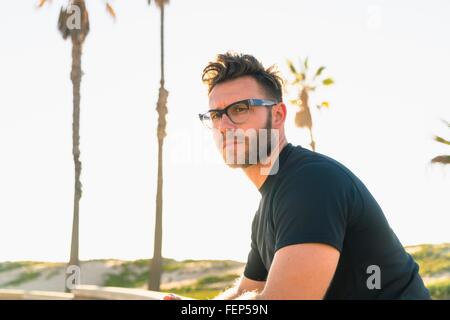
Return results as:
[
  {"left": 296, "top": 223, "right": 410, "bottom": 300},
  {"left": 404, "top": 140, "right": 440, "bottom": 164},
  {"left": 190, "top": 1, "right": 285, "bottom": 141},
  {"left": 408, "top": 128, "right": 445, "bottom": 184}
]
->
[
  {"left": 39, "top": 0, "right": 115, "bottom": 291},
  {"left": 148, "top": 0, "right": 169, "bottom": 292},
  {"left": 431, "top": 119, "right": 450, "bottom": 165},
  {"left": 286, "top": 57, "right": 334, "bottom": 151}
]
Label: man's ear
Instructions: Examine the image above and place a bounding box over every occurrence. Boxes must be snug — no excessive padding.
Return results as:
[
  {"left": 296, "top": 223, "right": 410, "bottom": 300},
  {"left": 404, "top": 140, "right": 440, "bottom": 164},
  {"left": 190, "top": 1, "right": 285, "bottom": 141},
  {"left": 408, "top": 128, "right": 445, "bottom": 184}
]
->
[{"left": 272, "top": 103, "right": 287, "bottom": 127}]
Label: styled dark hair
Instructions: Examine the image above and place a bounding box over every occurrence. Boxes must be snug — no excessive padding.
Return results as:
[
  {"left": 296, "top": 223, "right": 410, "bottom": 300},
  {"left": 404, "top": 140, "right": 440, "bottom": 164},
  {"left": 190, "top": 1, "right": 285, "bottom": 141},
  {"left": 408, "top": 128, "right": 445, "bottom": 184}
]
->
[{"left": 202, "top": 52, "right": 284, "bottom": 102}]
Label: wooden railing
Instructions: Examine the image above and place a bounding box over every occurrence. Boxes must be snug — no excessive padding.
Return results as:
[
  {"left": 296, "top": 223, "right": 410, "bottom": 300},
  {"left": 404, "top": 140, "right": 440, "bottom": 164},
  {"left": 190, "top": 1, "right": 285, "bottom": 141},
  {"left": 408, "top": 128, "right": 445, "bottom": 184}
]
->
[
  {"left": 0, "top": 289, "right": 74, "bottom": 300},
  {"left": 71, "top": 285, "right": 168, "bottom": 300},
  {"left": 0, "top": 285, "right": 188, "bottom": 300}
]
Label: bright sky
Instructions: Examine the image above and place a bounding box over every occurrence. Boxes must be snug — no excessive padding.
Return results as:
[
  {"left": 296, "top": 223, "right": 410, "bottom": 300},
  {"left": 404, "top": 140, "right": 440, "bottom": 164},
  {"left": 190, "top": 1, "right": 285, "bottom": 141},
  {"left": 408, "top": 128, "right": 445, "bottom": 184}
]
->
[{"left": 0, "top": 0, "right": 449, "bottom": 263}]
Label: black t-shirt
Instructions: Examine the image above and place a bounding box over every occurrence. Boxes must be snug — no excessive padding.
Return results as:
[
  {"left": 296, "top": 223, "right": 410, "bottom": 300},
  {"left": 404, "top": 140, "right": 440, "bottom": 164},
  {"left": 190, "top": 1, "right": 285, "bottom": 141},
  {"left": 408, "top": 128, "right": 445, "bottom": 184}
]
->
[{"left": 244, "top": 143, "right": 430, "bottom": 299}]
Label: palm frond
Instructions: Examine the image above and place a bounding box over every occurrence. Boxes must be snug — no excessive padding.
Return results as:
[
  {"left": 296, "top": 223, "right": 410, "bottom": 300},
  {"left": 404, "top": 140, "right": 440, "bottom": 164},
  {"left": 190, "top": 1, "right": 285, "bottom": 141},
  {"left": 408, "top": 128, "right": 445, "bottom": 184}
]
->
[
  {"left": 433, "top": 135, "right": 450, "bottom": 146},
  {"left": 431, "top": 119, "right": 450, "bottom": 165},
  {"left": 320, "top": 101, "right": 330, "bottom": 109},
  {"left": 105, "top": 2, "right": 116, "bottom": 19},
  {"left": 431, "top": 155, "right": 450, "bottom": 164},
  {"left": 322, "top": 78, "right": 334, "bottom": 86},
  {"left": 286, "top": 59, "right": 298, "bottom": 76},
  {"left": 38, "top": 0, "right": 47, "bottom": 8},
  {"left": 313, "top": 66, "right": 325, "bottom": 80}
]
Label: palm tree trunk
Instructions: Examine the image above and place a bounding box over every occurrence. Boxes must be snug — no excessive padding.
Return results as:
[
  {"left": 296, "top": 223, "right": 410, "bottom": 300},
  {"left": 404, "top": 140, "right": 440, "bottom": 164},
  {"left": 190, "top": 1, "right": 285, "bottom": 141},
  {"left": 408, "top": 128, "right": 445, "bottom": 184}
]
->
[
  {"left": 297, "top": 89, "right": 316, "bottom": 151},
  {"left": 66, "top": 35, "right": 83, "bottom": 292},
  {"left": 149, "top": 2, "right": 168, "bottom": 291},
  {"left": 309, "top": 128, "right": 316, "bottom": 152}
]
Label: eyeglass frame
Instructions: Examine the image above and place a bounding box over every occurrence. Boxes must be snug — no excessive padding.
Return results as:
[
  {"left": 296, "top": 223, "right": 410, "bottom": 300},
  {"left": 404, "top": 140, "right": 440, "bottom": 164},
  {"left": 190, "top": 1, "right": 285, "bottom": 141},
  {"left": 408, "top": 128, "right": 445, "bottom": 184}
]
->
[{"left": 198, "top": 98, "right": 279, "bottom": 128}]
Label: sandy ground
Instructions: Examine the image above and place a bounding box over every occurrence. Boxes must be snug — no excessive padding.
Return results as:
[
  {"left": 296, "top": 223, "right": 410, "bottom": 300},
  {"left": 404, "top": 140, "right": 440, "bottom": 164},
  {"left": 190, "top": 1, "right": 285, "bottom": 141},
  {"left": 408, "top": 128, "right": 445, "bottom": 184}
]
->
[
  {"left": 0, "top": 260, "right": 245, "bottom": 292},
  {"left": 1, "top": 245, "right": 448, "bottom": 292}
]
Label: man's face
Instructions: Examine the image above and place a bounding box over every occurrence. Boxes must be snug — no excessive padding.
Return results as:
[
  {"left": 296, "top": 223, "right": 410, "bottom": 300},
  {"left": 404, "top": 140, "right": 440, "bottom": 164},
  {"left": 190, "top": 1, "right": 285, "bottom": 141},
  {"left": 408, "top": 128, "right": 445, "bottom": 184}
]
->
[{"left": 208, "top": 76, "right": 276, "bottom": 168}]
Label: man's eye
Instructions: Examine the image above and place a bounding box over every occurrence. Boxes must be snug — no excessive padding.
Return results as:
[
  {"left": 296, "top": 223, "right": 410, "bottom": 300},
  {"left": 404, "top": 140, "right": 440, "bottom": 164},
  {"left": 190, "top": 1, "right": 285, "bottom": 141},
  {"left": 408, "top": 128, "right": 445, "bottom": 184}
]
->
[
  {"left": 210, "top": 112, "right": 220, "bottom": 120},
  {"left": 231, "top": 105, "right": 247, "bottom": 114}
]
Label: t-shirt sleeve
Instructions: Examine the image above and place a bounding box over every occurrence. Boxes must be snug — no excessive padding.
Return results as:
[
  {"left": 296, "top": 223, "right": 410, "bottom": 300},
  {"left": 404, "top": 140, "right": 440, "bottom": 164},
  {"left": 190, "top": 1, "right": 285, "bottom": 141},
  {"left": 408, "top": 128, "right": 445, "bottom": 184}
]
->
[
  {"left": 243, "top": 215, "right": 268, "bottom": 281},
  {"left": 273, "top": 162, "right": 353, "bottom": 253},
  {"left": 243, "top": 242, "right": 268, "bottom": 281}
]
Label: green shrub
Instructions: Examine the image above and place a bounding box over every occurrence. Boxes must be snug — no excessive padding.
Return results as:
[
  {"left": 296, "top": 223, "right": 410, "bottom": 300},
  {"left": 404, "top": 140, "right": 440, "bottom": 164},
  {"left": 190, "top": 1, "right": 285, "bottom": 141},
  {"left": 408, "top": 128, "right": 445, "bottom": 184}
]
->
[
  {"left": 197, "top": 274, "right": 240, "bottom": 286},
  {"left": 409, "top": 244, "right": 450, "bottom": 276},
  {"left": 0, "top": 262, "right": 26, "bottom": 273},
  {"left": 428, "top": 279, "right": 450, "bottom": 300},
  {"left": 3, "top": 270, "right": 40, "bottom": 287}
]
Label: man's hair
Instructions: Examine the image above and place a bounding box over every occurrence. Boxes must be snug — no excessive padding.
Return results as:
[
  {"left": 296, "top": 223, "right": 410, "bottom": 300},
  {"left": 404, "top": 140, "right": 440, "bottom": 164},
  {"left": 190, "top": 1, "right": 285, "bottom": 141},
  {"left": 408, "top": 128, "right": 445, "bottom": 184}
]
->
[{"left": 202, "top": 52, "right": 284, "bottom": 102}]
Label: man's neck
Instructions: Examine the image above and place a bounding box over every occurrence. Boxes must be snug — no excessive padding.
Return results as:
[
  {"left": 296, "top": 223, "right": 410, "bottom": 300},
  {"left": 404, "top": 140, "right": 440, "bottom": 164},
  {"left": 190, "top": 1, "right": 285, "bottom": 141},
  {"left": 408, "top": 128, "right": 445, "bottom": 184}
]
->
[{"left": 242, "top": 136, "right": 288, "bottom": 190}]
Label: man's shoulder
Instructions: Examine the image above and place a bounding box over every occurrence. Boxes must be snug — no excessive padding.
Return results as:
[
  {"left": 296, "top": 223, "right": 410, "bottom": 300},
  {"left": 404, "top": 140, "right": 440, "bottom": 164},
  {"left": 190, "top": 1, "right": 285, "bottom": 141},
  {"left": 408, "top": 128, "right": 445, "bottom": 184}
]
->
[{"left": 280, "top": 146, "right": 357, "bottom": 187}]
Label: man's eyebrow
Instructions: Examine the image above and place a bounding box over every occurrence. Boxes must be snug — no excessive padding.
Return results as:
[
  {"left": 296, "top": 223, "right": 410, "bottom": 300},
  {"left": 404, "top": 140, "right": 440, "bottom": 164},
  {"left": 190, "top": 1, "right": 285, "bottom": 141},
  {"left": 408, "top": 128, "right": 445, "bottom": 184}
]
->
[
  {"left": 210, "top": 98, "right": 250, "bottom": 110},
  {"left": 209, "top": 102, "right": 229, "bottom": 110}
]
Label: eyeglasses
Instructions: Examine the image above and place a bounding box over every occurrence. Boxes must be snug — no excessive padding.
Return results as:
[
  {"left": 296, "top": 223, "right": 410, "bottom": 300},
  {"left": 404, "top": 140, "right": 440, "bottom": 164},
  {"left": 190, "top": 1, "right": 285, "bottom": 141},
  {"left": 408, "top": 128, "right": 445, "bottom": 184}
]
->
[{"left": 199, "top": 99, "right": 278, "bottom": 129}]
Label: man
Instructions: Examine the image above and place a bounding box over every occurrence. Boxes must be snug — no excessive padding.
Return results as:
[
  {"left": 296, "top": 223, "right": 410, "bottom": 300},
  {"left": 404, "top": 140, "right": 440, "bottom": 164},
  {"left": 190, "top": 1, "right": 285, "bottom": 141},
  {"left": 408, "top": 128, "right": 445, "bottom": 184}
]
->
[{"left": 164, "top": 52, "right": 430, "bottom": 300}]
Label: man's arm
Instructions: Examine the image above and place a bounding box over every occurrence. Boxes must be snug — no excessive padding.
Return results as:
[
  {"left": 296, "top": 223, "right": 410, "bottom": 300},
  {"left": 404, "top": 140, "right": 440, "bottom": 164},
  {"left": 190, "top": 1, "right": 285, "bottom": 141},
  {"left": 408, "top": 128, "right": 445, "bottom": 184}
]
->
[
  {"left": 213, "top": 274, "right": 266, "bottom": 300},
  {"left": 235, "top": 243, "right": 340, "bottom": 300}
]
